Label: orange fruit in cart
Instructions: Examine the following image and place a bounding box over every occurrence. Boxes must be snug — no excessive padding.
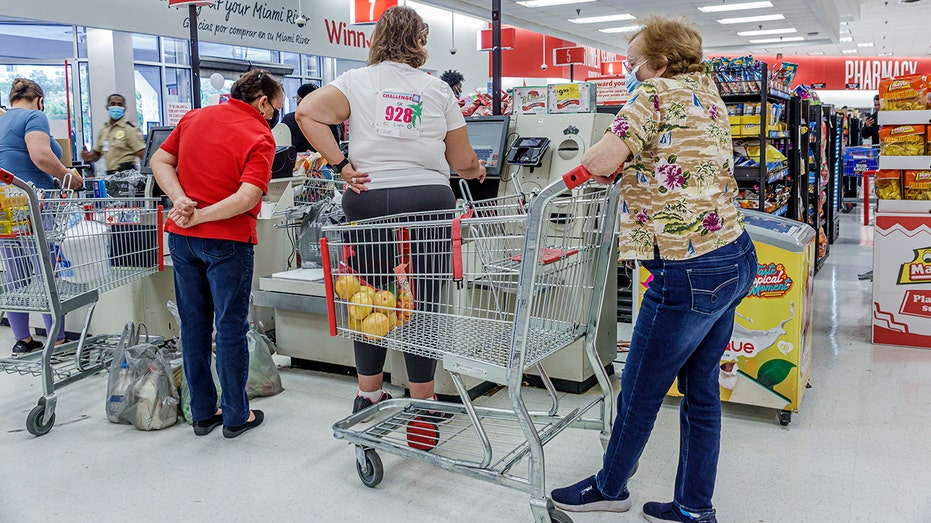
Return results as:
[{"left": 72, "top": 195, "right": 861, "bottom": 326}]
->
[
  {"left": 361, "top": 312, "right": 391, "bottom": 339},
  {"left": 387, "top": 309, "right": 398, "bottom": 331},
  {"left": 348, "top": 291, "right": 374, "bottom": 320},
  {"left": 348, "top": 316, "right": 365, "bottom": 333},
  {"left": 362, "top": 286, "right": 377, "bottom": 300},
  {"left": 334, "top": 274, "right": 361, "bottom": 300},
  {"left": 373, "top": 290, "right": 396, "bottom": 309}
]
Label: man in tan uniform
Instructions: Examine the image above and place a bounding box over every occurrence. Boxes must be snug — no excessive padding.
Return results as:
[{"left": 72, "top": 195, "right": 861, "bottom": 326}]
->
[{"left": 81, "top": 94, "right": 145, "bottom": 173}]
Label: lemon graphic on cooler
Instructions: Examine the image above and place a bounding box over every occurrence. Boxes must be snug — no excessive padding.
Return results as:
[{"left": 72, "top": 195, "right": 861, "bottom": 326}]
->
[
  {"left": 362, "top": 312, "right": 391, "bottom": 339},
  {"left": 334, "top": 275, "right": 361, "bottom": 300},
  {"left": 348, "top": 291, "right": 374, "bottom": 320}
]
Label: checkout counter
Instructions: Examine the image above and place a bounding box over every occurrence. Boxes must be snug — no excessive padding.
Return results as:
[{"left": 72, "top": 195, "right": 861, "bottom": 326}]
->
[
  {"left": 255, "top": 112, "right": 618, "bottom": 394},
  {"left": 42, "top": 112, "right": 619, "bottom": 396}
]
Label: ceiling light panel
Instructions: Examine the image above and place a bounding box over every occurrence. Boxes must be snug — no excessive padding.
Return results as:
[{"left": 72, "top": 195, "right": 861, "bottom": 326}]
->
[
  {"left": 569, "top": 14, "right": 635, "bottom": 24},
  {"left": 840, "top": 37, "right": 853, "bottom": 42},
  {"left": 516, "top": 0, "right": 594, "bottom": 7},
  {"left": 599, "top": 25, "right": 643, "bottom": 33},
  {"left": 857, "top": 42, "right": 875, "bottom": 48},
  {"left": 749, "top": 36, "right": 804, "bottom": 43},
  {"left": 842, "top": 49, "right": 858, "bottom": 54},
  {"left": 736, "top": 28, "right": 797, "bottom": 36},
  {"left": 698, "top": 1, "right": 773, "bottom": 13},
  {"left": 718, "top": 14, "right": 786, "bottom": 25}
]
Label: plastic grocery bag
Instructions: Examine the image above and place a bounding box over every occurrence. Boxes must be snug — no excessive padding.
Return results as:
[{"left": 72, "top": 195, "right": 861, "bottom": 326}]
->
[
  {"left": 118, "top": 344, "right": 179, "bottom": 431},
  {"left": 59, "top": 216, "right": 111, "bottom": 284},
  {"left": 180, "top": 355, "right": 222, "bottom": 425},
  {"left": 246, "top": 329, "right": 284, "bottom": 398}
]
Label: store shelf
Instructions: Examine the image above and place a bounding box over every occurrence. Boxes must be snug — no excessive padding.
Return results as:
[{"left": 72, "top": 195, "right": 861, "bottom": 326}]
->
[
  {"left": 772, "top": 205, "right": 789, "bottom": 217},
  {"left": 734, "top": 165, "right": 788, "bottom": 183},
  {"left": 877, "top": 110, "right": 931, "bottom": 126},
  {"left": 720, "top": 91, "right": 792, "bottom": 103},
  {"left": 878, "top": 156, "right": 931, "bottom": 170}
]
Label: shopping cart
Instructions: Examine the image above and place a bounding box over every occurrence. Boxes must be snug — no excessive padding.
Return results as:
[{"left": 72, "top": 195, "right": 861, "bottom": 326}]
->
[
  {"left": 322, "top": 167, "right": 620, "bottom": 523},
  {"left": 0, "top": 168, "right": 164, "bottom": 436}
]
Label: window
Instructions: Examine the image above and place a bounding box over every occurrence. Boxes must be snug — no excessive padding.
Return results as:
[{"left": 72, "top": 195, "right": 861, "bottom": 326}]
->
[
  {"left": 134, "top": 64, "right": 162, "bottom": 131},
  {"left": 132, "top": 34, "right": 160, "bottom": 63},
  {"left": 0, "top": 23, "right": 76, "bottom": 61},
  {"left": 78, "top": 62, "right": 92, "bottom": 151},
  {"left": 162, "top": 37, "right": 190, "bottom": 65},
  {"left": 0, "top": 65, "right": 69, "bottom": 121},
  {"left": 302, "top": 55, "right": 321, "bottom": 78}
]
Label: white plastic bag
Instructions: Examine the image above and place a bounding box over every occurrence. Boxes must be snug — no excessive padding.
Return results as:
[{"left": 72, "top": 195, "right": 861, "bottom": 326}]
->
[{"left": 59, "top": 218, "right": 111, "bottom": 283}]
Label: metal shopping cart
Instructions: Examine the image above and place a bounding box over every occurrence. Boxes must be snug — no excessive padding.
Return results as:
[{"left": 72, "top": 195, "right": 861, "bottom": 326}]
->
[
  {"left": 0, "top": 168, "right": 164, "bottom": 435},
  {"left": 322, "top": 167, "right": 620, "bottom": 523}
]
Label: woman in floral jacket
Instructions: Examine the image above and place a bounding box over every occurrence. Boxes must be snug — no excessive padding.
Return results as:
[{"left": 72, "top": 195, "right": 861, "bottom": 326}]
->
[{"left": 550, "top": 14, "right": 758, "bottom": 523}]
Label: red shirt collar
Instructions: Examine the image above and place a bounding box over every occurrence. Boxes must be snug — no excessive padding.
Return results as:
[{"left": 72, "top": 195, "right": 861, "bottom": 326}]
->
[{"left": 228, "top": 98, "right": 267, "bottom": 125}]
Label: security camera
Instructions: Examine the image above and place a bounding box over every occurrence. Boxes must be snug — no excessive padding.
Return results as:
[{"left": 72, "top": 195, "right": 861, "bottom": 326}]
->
[
  {"left": 295, "top": 15, "right": 307, "bottom": 28},
  {"left": 449, "top": 48, "right": 458, "bottom": 55},
  {"left": 540, "top": 63, "right": 548, "bottom": 71}
]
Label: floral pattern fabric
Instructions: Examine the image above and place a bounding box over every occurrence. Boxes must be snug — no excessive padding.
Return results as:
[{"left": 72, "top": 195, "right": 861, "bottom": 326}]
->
[{"left": 608, "top": 71, "right": 744, "bottom": 260}]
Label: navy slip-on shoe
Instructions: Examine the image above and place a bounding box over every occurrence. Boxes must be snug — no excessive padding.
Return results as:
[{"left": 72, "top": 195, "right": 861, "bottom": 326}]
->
[
  {"left": 550, "top": 475, "right": 632, "bottom": 513},
  {"left": 643, "top": 501, "right": 717, "bottom": 523}
]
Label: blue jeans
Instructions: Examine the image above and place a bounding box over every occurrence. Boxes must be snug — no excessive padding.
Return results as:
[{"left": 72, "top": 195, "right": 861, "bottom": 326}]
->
[
  {"left": 169, "top": 233, "right": 254, "bottom": 427},
  {"left": 596, "top": 230, "right": 757, "bottom": 517}
]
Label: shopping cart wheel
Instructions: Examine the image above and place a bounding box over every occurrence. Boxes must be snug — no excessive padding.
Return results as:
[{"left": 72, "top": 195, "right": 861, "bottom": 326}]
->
[
  {"left": 26, "top": 403, "right": 56, "bottom": 436},
  {"left": 778, "top": 410, "right": 792, "bottom": 426},
  {"left": 548, "top": 508, "right": 573, "bottom": 523},
  {"left": 355, "top": 447, "right": 383, "bottom": 488}
]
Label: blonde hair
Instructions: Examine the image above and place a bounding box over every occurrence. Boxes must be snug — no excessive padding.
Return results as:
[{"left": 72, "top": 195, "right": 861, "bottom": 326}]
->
[
  {"left": 9, "top": 78, "right": 44, "bottom": 104},
  {"left": 367, "top": 6, "right": 428, "bottom": 69},
  {"left": 629, "top": 15, "right": 705, "bottom": 77}
]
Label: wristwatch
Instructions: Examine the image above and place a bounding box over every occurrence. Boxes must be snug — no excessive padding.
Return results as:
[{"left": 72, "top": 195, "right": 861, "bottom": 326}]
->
[{"left": 331, "top": 158, "right": 350, "bottom": 174}]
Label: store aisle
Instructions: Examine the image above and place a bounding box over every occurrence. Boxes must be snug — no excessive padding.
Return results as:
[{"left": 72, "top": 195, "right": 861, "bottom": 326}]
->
[{"left": 1, "top": 211, "right": 930, "bottom": 523}]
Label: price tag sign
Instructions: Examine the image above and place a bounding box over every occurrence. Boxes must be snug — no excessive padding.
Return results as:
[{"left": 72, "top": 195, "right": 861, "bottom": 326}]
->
[
  {"left": 352, "top": 0, "right": 397, "bottom": 25},
  {"left": 554, "top": 84, "right": 580, "bottom": 101}
]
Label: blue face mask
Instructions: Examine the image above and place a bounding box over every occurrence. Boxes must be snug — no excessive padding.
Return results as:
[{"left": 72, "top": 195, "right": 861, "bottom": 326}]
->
[
  {"left": 625, "top": 62, "right": 644, "bottom": 94},
  {"left": 108, "top": 106, "right": 125, "bottom": 120}
]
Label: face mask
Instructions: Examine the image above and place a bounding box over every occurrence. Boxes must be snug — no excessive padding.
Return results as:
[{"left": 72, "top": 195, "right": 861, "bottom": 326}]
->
[
  {"left": 108, "top": 106, "right": 125, "bottom": 120},
  {"left": 266, "top": 107, "right": 280, "bottom": 129},
  {"left": 625, "top": 62, "right": 644, "bottom": 94}
]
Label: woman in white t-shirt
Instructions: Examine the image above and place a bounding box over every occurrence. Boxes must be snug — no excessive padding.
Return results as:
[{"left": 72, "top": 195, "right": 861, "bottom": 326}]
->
[{"left": 296, "top": 6, "right": 485, "bottom": 419}]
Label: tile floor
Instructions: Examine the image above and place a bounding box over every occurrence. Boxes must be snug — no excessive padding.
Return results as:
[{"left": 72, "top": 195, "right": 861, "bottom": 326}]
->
[{"left": 1, "top": 211, "right": 930, "bottom": 523}]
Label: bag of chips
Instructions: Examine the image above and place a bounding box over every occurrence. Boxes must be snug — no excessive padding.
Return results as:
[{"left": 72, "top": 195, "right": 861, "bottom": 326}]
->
[
  {"left": 880, "top": 125, "right": 926, "bottom": 156},
  {"left": 904, "top": 170, "right": 931, "bottom": 200},
  {"left": 879, "top": 75, "right": 928, "bottom": 111},
  {"left": 875, "top": 170, "right": 902, "bottom": 200}
]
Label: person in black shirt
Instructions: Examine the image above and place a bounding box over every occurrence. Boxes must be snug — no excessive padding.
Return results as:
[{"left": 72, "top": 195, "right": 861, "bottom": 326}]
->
[
  {"left": 861, "top": 94, "right": 880, "bottom": 145},
  {"left": 281, "top": 83, "right": 341, "bottom": 151}
]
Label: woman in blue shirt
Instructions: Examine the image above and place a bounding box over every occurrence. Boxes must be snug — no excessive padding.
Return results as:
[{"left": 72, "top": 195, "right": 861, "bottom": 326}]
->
[{"left": 0, "top": 78, "right": 83, "bottom": 354}]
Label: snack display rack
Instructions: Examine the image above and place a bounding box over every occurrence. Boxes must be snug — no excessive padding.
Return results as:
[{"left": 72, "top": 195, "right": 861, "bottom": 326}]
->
[
  {"left": 806, "top": 104, "right": 836, "bottom": 271},
  {"left": 712, "top": 60, "right": 796, "bottom": 219}
]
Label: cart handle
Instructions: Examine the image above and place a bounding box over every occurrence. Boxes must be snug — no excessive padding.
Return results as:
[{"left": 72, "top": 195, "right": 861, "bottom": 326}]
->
[
  {"left": 0, "top": 168, "right": 14, "bottom": 185},
  {"left": 451, "top": 207, "right": 474, "bottom": 283},
  {"left": 562, "top": 165, "right": 592, "bottom": 190}
]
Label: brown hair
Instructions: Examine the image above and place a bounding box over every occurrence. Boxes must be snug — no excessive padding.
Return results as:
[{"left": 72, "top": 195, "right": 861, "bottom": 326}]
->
[
  {"left": 9, "top": 78, "right": 44, "bottom": 104},
  {"left": 230, "top": 69, "right": 283, "bottom": 104},
  {"left": 629, "top": 15, "right": 704, "bottom": 77},
  {"left": 367, "top": 6, "right": 428, "bottom": 69}
]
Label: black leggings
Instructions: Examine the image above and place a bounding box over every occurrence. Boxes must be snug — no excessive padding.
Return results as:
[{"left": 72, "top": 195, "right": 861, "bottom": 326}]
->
[{"left": 341, "top": 184, "right": 456, "bottom": 384}]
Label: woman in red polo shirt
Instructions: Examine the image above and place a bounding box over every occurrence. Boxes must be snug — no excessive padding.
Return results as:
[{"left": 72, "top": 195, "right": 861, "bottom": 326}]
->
[{"left": 150, "top": 69, "right": 282, "bottom": 439}]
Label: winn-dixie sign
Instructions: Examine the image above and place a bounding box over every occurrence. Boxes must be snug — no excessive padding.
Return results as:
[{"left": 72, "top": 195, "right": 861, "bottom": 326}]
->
[{"left": 718, "top": 55, "right": 931, "bottom": 90}]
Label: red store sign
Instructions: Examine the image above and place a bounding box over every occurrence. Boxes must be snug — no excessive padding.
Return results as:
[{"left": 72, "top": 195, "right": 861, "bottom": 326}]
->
[{"left": 721, "top": 55, "right": 931, "bottom": 90}]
